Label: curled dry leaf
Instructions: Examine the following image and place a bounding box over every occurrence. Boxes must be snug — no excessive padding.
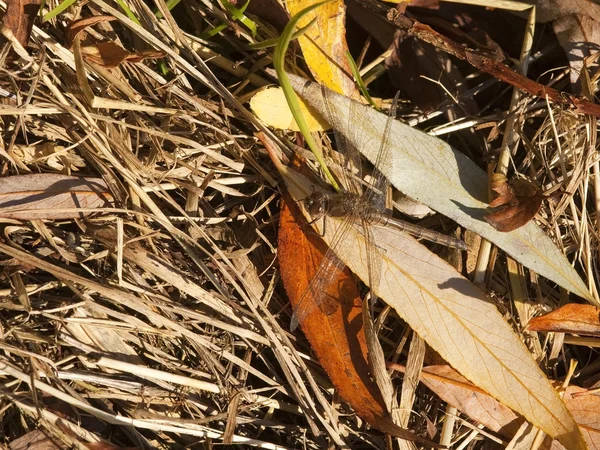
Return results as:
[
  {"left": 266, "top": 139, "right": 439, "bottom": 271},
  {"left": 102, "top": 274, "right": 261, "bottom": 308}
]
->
[
  {"left": 484, "top": 173, "right": 547, "bottom": 232},
  {"left": 66, "top": 16, "right": 165, "bottom": 68},
  {"left": 65, "top": 15, "right": 118, "bottom": 47},
  {"left": 526, "top": 304, "right": 600, "bottom": 336},
  {"left": 0, "top": 174, "right": 113, "bottom": 220}
]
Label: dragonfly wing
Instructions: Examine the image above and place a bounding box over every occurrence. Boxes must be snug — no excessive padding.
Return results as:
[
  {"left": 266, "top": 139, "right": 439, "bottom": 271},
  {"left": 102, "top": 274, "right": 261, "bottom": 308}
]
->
[
  {"left": 362, "top": 218, "right": 383, "bottom": 304},
  {"left": 322, "top": 86, "right": 364, "bottom": 196},
  {"left": 365, "top": 91, "right": 401, "bottom": 212},
  {"left": 290, "top": 213, "right": 355, "bottom": 331}
]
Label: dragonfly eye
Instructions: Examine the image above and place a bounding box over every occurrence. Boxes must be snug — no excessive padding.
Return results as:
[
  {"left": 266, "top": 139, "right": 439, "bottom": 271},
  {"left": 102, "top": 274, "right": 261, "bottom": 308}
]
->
[{"left": 305, "top": 193, "right": 326, "bottom": 217}]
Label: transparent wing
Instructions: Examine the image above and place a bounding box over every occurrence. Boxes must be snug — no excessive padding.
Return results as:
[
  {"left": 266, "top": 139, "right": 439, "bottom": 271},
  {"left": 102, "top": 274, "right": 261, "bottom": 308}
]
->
[
  {"left": 362, "top": 218, "right": 383, "bottom": 305},
  {"left": 364, "top": 91, "right": 401, "bottom": 213},
  {"left": 322, "top": 86, "right": 363, "bottom": 196},
  {"left": 290, "top": 212, "right": 356, "bottom": 331}
]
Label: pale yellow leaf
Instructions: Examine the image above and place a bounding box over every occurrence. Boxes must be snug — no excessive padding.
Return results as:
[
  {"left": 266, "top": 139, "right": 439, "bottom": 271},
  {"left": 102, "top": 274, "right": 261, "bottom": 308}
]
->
[
  {"left": 279, "top": 163, "right": 586, "bottom": 450},
  {"left": 287, "top": 74, "right": 594, "bottom": 305},
  {"left": 272, "top": 75, "right": 589, "bottom": 450},
  {"left": 250, "top": 87, "right": 329, "bottom": 131}
]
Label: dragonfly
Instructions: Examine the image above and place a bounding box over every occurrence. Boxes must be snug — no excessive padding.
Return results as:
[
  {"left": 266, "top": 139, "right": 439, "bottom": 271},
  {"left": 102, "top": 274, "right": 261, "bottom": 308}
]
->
[{"left": 290, "top": 87, "right": 467, "bottom": 331}]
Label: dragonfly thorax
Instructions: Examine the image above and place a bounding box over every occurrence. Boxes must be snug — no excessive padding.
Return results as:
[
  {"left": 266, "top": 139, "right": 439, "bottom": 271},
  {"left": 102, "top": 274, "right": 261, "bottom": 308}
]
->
[{"left": 306, "top": 191, "right": 383, "bottom": 222}]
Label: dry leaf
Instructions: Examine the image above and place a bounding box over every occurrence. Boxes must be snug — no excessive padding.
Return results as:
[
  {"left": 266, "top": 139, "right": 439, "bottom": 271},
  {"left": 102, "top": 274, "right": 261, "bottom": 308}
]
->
[
  {"left": 563, "top": 386, "right": 600, "bottom": 449},
  {"left": 0, "top": 174, "right": 113, "bottom": 220},
  {"left": 399, "top": 364, "right": 600, "bottom": 449},
  {"left": 277, "top": 155, "right": 587, "bottom": 450},
  {"left": 536, "top": 0, "right": 600, "bottom": 86},
  {"left": 414, "top": 365, "right": 522, "bottom": 437},
  {"left": 485, "top": 174, "right": 546, "bottom": 232},
  {"left": 286, "top": 74, "right": 594, "bottom": 305},
  {"left": 65, "top": 15, "right": 117, "bottom": 47},
  {"left": 80, "top": 42, "right": 165, "bottom": 68},
  {"left": 8, "top": 430, "right": 61, "bottom": 450},
  {"left": 278, "top": 191, "right": 433, "bottom": 443},
  {"left": 526, "top": 304, "right": 600, "bottom": 336},
  {"left": 3, "top": 0, "right": 40, "bottom": 47},
  {"left": 250, "top": 87, "right": 329, "bottom": 131}
]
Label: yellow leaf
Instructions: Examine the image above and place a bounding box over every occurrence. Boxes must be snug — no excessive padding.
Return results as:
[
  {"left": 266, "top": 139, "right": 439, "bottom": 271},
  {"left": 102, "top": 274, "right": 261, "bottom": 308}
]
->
[
  {"left": 250, "top": 87, "right": 329, "bottom": 131},
  {"left": 286, "top": 0, "right": 356, "bottom": 96}
]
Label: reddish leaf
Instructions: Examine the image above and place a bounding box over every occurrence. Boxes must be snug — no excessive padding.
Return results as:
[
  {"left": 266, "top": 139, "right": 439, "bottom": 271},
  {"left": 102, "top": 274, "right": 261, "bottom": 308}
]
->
[
  {"left": 0, "top": 174, "right": 113, "bottom": 220},
  {"left": 410, "top": 365, "right": 600, "bottom": 449},
  {"left": 408, "top": 364, "right": 522, "bottom": 438},
  {"left": 3, "top": 0, "right": 41, "bottom": 48},
  {"left": 526, "top": 304, "right": 600, "bottom": 336},
  {"left": 562, "top": 385, "right": 600, "bottom": 449},
  {"left": 484, "top": 173, "right": 546, "bottom": 232},
  {"left": 278, "top": 191, "right": 433, "bottom": 443},
  {"left": 65, "top": 15, "right": 117, "bottom": 47},
  {"left": 8, "top": 430, "right": 61, "bottom": 450}
]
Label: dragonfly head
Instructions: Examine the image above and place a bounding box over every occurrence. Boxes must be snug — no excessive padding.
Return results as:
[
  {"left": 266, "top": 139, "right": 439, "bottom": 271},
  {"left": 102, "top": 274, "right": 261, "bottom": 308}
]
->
[{"left": 305, "top": 191, "right": 328, "bottom": 218}]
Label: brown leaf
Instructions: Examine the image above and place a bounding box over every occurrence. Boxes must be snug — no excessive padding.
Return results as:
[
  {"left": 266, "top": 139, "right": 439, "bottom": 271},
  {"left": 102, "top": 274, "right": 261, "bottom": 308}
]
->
[
  {"left": 65, "top": 15, "right": 117, "bottom": 47},
  {"left": 8, "top": 430, "right": 61, "bottom": 450},
  {"left": 278, "top": 191, "right": 433, "bottom": 444},
  {"left": 3, "top": 0, "right": 41, "bottom": 48},
  {"left": 484, "top": 173, "right": 546, "bottom": 232},
  {"left": 80, "top": 42, "right": 131, "bottom": 68},
  {"left": 81, "top": 42, "right": 165, "bottom": 68},
  {"left": 0, "top": 174, "right": 113, "bottom": 220},
  {"left": 413, "top": 365, "right": 600, "bottom": 450},
  {"left": 526, "top": 304, "right": 600, "bottom": 336},
  {"left": 412, "top": 365, "right": 523, "bottom": 438},
  {"left": 562, "top": 385, "right": 600, "bottom": 449}
]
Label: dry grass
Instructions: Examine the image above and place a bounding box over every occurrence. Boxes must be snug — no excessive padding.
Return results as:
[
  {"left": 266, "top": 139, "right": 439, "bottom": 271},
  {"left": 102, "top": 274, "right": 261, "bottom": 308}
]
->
[{"left": 0, "top": 1, "right": 599, "bottom": 449}]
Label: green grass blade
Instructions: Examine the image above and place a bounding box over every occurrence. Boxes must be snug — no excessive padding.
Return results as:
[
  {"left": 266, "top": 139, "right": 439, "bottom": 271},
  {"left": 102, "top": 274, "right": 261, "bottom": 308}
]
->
[
  {"left": 273, "top": 0, "right": 340, "bottom": 192},
  {"left": 44, "top": 0, "right": 77, "bottom": 22},
  {"left": 249, "top": 17, "right": 317, "bottom": 50},
  {"left": 221, "top": 0, "right": 257, "bottom": 37},
  {"left": 345, "top": 50, "right": 377, "bottom": 110}
]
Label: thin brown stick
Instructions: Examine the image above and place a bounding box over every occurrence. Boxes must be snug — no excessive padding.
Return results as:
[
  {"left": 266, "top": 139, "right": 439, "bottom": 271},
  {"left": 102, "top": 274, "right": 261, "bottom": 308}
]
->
[{"left": 353, "top": 0, "right": 600, "bottom": 118}]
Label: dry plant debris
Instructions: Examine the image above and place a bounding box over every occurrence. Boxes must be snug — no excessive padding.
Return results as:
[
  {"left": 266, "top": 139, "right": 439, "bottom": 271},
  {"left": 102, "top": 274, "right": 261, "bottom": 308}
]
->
[{"left": 0, "top": 0, "right": 600, "bottom": 449}]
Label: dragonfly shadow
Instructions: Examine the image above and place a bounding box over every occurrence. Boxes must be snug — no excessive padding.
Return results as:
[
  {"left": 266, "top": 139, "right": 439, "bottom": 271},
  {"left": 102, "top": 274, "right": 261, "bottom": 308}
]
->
[
  {"left": 449, "top": 199, "right": 490, "bottom": 224},
  {"left": 437, "top": 277, "right": 497, "bottom": 307},
  {"left": 447, "top": 142, "right": 491, "bottom": 210}
]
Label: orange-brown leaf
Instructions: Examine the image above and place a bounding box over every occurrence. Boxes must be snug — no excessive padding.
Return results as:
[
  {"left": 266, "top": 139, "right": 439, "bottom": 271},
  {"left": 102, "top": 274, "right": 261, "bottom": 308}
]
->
[
  {"left": 485, "top": 174, "right": 546, "bottom": 232},
  {"left": 526, "top": 304, "right": 600, "bottom": 336},
  {"left": 0, "top": 174, "right": 113, "bottom": 220},
  {"left": 562, "top": 385, "right": 600, "bottom": 449},
  {"left": 278, "top": 192, "right": 431, "bottom": 443},
  {"left": 80, "top": 42, "right": 130, "bottom": 68}
]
